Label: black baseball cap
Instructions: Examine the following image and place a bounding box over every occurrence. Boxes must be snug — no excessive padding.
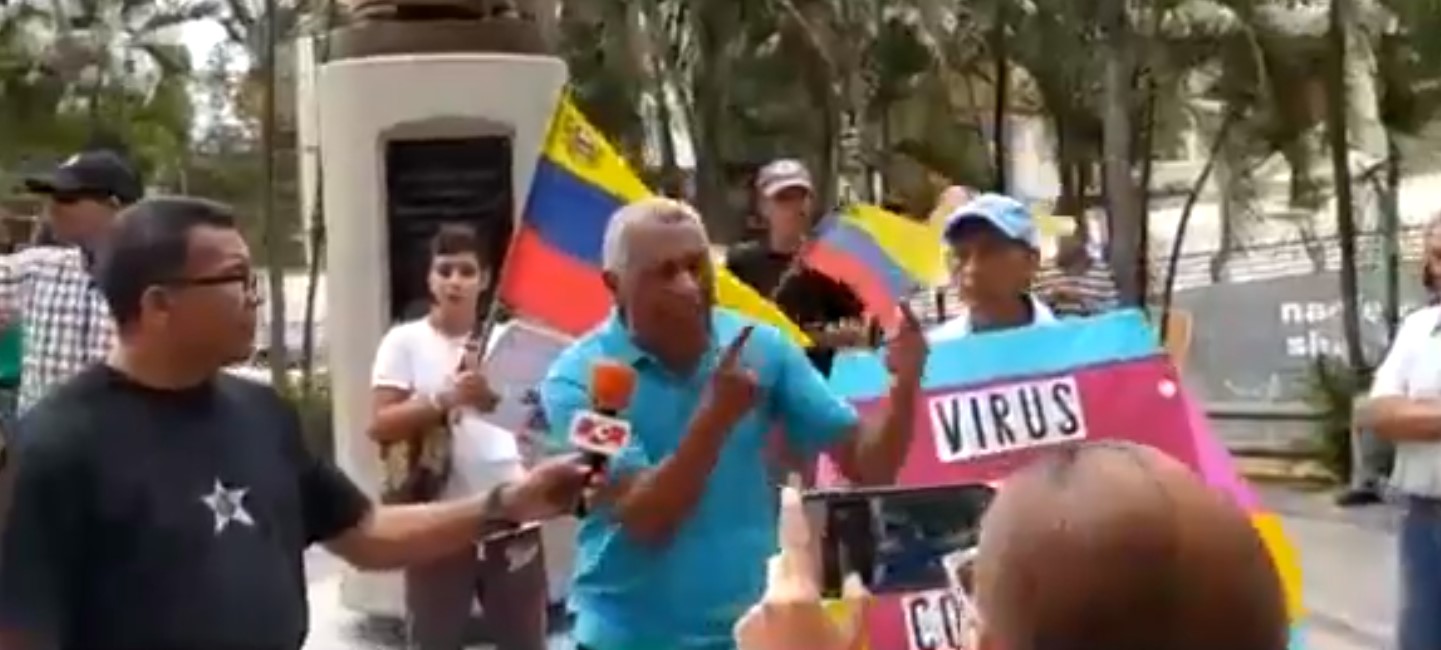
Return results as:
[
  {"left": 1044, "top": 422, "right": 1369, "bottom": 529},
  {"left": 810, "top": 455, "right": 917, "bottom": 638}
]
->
[{"left": 22, "top": 151, "right": 143, "bottom": 205}]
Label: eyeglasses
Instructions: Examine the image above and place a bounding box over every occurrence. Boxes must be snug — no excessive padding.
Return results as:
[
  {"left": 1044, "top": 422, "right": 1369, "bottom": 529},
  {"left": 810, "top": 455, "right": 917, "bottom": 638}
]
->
[{"left": 164, "top": 272, "right": 259, "bottom": 295}]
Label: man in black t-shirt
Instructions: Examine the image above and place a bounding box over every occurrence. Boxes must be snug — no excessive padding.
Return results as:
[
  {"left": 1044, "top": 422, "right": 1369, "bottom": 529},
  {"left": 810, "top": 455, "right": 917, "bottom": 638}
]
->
[
  {"left": 726, "top": 159, "right": 866, "bottom": 377},
  {"left": 0, "top": 197, "right": 591, "bottom": 650}
]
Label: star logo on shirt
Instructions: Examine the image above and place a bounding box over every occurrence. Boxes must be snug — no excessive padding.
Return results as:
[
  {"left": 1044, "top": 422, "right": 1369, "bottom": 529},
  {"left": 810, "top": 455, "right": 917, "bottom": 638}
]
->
[{"left": 200, "top": 479, "right": 255, "bottom": 534}]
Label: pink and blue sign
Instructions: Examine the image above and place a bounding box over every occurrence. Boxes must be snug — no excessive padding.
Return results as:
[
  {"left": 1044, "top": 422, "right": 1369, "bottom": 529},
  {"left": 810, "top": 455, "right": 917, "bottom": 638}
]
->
[{"left": 817, "top": 310, "right": 1306, "bottom": 650}]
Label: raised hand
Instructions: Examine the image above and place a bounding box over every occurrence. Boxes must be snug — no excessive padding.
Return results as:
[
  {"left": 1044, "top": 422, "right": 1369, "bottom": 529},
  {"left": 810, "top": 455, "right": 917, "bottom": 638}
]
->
[
  {"left": 702, "top": 325, "right": 760, "bottom": 426},
  {"left": 734, "top": 486, "right": 869, "bottom": 650},
  {"left": 885, "top": 303, "right": 929, "bottom": 387}
]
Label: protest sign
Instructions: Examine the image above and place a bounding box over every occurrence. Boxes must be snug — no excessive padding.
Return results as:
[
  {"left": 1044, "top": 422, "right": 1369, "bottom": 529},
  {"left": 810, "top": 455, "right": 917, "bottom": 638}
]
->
[{"left": 816, "top": 310, "right": 1306, "bottom": 650}]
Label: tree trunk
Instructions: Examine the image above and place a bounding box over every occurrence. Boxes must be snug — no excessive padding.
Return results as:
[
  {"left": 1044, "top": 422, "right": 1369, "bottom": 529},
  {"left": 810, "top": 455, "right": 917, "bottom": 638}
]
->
[
  {"left": 1382, "top": 137, "right": 1401, "bottom": 338},
  {"left": 1326, "top": 0, "right": 1367, "bottom": 371},
  {"left": 262, "top": 0, "right": 288, "bottom": 388},
  {"left": 690, "top": 1, "right": 731, "bottom": 236},
  {"left": 641, "top": 0, "right": 682, "bottom": 198},
  {"left": 1134, "top": 4, "right": 1165, "bottom": 308},
  {"left": 1211, "top": 118, "right": 1263, "bottom": 283},
  {"left": 300, "top": 193, "right": 324, "bottom": 400},
  {"left": 1136, "top": 72, "right": 1157, "bottom": 307},
  {"left": 991, "top": 2, "right": 1008, "bottom": 193},
  {"left": 653, "top": 81, "right": 682, "bottom": 197},
  {"left": 1162, "top": 110, "right": 1238, "bottom": 336},
  {"left": 1099, "top": 0, "right": 1143, "bottom": 306},
  {"left": 814, "top": 80, "right": 841, "bottom": 210},
  {"left": 1054, "top": 123, "right": 1081, "bottom": 216}
]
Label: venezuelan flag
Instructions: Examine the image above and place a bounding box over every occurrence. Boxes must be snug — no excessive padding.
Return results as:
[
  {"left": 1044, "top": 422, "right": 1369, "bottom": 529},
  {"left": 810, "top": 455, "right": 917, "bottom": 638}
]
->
[
  {"left": 500, "top": 96, "right": 811, "bottom": 346},
  {"left": 804, "top": 204, "right": 947, "bottom": 327}
]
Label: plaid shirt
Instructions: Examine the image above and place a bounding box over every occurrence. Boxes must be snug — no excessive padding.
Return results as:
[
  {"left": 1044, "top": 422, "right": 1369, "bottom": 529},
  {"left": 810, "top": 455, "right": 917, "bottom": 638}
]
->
[{"left": 0, "top": 246, "right": 115, "bottom": 413}]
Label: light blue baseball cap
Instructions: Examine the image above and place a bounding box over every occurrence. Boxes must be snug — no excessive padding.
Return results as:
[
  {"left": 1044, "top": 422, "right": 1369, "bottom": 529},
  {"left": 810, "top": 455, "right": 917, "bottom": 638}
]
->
[{"left": 943, "top": 193, "right": 1038, "bottom": 249}]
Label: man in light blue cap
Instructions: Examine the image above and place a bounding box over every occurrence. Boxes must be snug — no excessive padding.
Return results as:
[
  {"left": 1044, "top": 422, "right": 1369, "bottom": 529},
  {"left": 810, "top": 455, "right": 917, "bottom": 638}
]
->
[{"left": 928, "top": 193, "right": 1055, "bottom": 341}]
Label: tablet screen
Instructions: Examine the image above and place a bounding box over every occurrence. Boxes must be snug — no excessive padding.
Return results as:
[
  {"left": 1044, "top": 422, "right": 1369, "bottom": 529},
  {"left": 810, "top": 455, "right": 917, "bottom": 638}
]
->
[{"left": 804, "top": 483, "right": 995, "bottom": 597}]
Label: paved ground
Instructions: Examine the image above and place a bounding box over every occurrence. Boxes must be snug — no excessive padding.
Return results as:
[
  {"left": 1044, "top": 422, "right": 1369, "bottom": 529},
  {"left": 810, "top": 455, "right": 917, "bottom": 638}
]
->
[
  {"left": 302, "top": 484, "right": 1401, "bottom": 650},
  {"left": 1261, "top": 485, "right": 1399, "bottom": 650}
]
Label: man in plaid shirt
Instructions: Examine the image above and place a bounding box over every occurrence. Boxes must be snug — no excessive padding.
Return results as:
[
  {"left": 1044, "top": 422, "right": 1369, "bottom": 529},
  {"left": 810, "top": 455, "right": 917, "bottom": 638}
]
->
[{"left": 0, "top": 151, "right": 141, "bottom": 414}]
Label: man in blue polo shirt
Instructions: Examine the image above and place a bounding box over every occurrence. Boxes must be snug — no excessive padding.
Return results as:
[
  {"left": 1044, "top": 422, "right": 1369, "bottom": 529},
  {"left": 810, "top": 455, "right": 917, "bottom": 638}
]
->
[{"left": 540, "top": 197, "right": 929, "bottom": 650}]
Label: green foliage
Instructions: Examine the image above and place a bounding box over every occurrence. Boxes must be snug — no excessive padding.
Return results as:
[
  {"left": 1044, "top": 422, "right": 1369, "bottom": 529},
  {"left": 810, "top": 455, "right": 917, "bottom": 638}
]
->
[
  {"left": 0, "top": 0, "right": 202, "bottom": 200},
  {"left": 1304, "top": 355, "right": 1373, "bottom": 482},
  {"left": 557, "top": 1, "right": 648, "bottom": 164}
]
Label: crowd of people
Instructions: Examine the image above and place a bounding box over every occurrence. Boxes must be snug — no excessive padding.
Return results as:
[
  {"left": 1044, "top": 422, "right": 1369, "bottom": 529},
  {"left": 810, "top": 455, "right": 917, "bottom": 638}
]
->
[{"left": 0, "top": 148, "right": 1299, "bottom": 650}]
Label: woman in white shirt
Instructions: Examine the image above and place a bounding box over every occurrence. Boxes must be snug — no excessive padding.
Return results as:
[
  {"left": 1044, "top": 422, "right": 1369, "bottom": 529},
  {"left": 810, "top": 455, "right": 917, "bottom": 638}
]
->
[{"left": 367, "top": 224, "right": 547, "bottom": 650}]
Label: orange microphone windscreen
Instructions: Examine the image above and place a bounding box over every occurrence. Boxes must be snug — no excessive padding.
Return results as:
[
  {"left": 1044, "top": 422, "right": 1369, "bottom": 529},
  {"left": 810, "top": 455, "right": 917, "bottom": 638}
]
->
[{"left": 590, "top": 359, "right": 637, "bottom": 412}]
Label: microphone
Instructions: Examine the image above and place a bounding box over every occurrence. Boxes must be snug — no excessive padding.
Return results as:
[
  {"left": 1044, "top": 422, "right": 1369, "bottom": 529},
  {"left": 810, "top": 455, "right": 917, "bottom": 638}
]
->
[{"left": 567, "top": 359, "right": 638, "bottom": 516}]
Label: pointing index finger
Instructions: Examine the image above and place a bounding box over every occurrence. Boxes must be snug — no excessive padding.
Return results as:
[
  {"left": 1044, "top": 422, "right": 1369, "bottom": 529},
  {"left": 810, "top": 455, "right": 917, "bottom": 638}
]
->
[
  {"left": 719, "top": 325, "right": 756, "bottom": 369},
  {"left": 896, "top": 302, "right": 921, "bottom": 332},
  {"left": 777, "top": 485, "right": 811, "bottom": 556}
]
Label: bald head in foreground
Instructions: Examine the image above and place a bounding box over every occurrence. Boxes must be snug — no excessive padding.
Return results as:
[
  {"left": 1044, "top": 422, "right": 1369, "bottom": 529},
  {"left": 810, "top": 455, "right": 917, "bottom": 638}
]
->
[{"left": 972, "top": 441, "right": 1289, "bottom": 650}]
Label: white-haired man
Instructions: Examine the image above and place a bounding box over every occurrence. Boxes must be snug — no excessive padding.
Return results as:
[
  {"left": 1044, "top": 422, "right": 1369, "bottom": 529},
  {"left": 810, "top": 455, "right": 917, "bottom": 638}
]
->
[{"left": 538, "top": 197, "right": 929, "bottom": 650}]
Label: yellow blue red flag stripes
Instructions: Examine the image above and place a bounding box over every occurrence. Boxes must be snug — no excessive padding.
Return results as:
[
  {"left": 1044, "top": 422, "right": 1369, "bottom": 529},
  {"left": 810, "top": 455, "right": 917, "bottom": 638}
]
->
[
  {"left": 804, "top": 204, "right": 947, "bottom": 326},
  {"left": 499, "top": 95, "right": 811, "bottom": 346}
]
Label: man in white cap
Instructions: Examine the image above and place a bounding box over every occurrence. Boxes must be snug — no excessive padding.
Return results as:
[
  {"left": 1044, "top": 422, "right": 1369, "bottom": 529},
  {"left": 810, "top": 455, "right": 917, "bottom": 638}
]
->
[
  {"left": 929, "top": 193, "right": 1055, "bottom": 341},
  {"left": 726, "top": 158, "right": 867, "bottom": 376}
]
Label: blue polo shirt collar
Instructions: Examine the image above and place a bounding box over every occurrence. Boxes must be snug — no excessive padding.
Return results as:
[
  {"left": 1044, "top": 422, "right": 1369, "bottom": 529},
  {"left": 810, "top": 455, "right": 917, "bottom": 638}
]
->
[
  {"left": 596, "top": 309, "right": 724, "bottom": 378},
  {"left": 597, "top": 310, "right": 647, "bottom": 367}
]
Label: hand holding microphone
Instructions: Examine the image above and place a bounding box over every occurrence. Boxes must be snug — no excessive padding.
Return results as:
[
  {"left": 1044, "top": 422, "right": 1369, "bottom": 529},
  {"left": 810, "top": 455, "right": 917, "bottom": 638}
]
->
[{"left": 567, "top": 359, "right": 638, "bottom": 516}]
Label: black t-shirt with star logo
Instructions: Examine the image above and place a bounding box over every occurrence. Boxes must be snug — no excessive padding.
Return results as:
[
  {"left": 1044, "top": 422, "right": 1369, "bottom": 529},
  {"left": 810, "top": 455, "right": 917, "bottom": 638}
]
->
[{"left": 0, "top": 365, "right": 372, "bottom": 650}]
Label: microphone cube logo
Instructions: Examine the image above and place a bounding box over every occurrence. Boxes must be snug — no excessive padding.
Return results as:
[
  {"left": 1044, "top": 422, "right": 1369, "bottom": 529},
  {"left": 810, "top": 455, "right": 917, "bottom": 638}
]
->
[{"left": 569, "top": 411, "right": 631, "bottom": 456}]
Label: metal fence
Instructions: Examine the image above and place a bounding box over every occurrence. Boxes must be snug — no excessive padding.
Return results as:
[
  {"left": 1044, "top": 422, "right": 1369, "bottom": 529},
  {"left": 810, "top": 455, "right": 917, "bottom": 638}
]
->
[{"left": 1154, "top": 225, "right": 1425, "bottom": 451}]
